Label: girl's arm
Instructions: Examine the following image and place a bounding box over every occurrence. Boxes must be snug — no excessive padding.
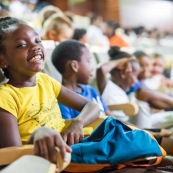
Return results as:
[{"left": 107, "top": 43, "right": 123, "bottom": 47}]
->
[
  {"left": 136, "top": 87, "right": 173, "bottom": 110},
  {"left": 0, "top": 108, "right": 22, "bottom": 147},
  {"left": 58, "top": 85, "right": 100, "bottom": 145},
  {"left": 96, "top": 60, "right": 119, "bottom": 95}
]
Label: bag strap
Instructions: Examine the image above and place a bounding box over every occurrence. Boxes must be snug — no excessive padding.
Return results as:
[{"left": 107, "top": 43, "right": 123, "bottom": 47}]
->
[{"left": 117, "top": 156, "right": 163, "bottom": 169}]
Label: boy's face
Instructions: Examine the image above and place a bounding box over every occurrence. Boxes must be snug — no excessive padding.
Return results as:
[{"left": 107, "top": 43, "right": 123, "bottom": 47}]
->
[
  {"left": 0, "top": 23, "right": 45, "bottom": 77},
  {"left": 77, "top": 47, "right": 92, "bottom": 84}
]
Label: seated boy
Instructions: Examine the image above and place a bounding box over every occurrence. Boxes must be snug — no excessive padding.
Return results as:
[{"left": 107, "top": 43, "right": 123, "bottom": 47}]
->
[{"left": 51, "top": 40, "right": 111, "bottom": 119}]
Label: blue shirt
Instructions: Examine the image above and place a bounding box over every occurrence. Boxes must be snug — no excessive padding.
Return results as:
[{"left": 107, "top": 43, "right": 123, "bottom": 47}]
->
[
  {"left": 59, "top": 84, "right": 108, "bottom": 120},
  {"left": 126, "top": 80, "right": 144, "bottom": 95}
]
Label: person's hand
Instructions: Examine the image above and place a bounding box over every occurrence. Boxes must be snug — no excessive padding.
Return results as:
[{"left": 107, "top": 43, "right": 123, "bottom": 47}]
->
[
  {"left": 117, "top": 56, "right": 136, "bottom": 72},
  {"left": 62, "top": 120, "right": 84, "bottom": 145},
  {"left": 27, "top": 127, "right": 72, "bottom": 165}
]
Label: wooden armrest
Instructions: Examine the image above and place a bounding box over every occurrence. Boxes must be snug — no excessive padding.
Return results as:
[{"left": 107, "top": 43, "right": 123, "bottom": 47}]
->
[
  {"left": 0, "top": 145, "right": 34, "bottom": 166},
  {"left": 108, "top": 103, "right": 139, "bottom": 116},
  {"left": 0, "top": 145, "right": 71, "bottom": 173}
]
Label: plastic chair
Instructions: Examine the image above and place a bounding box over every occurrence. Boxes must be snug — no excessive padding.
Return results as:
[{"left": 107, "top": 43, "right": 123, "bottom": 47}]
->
[{"left": 108, "top": 102, "right": 139, "bottom": 116}]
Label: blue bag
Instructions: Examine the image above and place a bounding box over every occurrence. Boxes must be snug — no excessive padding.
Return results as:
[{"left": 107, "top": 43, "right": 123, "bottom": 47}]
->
[{"left": 71, "top": 117, "right": 166, "bottom": 165}]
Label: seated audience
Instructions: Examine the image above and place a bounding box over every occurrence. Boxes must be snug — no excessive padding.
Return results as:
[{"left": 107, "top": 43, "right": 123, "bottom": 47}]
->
[
  {"left": 97, "top": 47, "right": 173, "bottom": 128},
  {"left": 0, "top": 17, "right": 170, "bottom": 168}
]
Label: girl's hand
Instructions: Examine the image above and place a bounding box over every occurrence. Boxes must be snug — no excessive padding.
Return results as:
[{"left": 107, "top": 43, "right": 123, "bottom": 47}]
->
[
  {"left": 27, "top": 127, "right": 72, "bottom": 165},
  {"left": 117, "top": 56, "right": 136, "bottom": 72},
  {"left": 62, "top": 120, "right": 84, "bottom": 145}
]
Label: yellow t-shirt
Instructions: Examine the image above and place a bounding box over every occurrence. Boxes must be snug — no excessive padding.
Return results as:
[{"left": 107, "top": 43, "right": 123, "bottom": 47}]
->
[{"left": 0, "top": 73, "right": 65, "bottom": 143}]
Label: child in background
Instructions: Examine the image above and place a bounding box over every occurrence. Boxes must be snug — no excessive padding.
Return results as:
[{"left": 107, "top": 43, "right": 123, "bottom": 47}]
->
[
  {"left": 72, "top": 28, "right": 87, "bottom": 43},
  {"left": 97, "top": 47, "right": 173, "bottom": 120},
  {"left": 0, "top": 17, "right": 100, "bottom": 150},
  {"left": 151, "top": 53, "right": 173, "bottom": 92},
  {"left": 41, "top": 14, "right": 74, "bottom": 42},
  {"left": 96, "top": 47, "right": 139, "bottom": 122},
  {"left": 51, "top": 40, "right": 111, "bottom": 120},
  {"left": 134, "top": 51, "right": 173, "bottom": 95},
  {"left": 102, "top": 20, "right": 130, "bottom": 47},
  {"left": 38, "top": 5, "right": 64, "bottom": 27}
]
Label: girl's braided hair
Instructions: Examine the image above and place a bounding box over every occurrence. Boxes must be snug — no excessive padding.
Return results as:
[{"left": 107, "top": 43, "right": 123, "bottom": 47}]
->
[
  {"left": 0, "top": 17, "right": 25, "bottom": 53},
  {"left": 0, "top": 17, "right": 25, "bottom": 78}
]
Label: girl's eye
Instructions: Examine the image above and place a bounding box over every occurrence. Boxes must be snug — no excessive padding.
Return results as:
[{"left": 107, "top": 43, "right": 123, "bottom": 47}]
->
[
  {"left": 16, "top": 43, "right": 27, "bottom": 48},
  {"left": 36, "top": 39, "right": 42, "bottom": 44}
]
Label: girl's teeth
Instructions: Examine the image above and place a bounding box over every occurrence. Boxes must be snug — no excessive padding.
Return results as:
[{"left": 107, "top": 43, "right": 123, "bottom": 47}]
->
[{"left": 30, "top": 55, "right": 41, "bottom": 62}]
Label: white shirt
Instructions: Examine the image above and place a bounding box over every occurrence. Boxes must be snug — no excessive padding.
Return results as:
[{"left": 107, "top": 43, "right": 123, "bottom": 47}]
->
[
  {"left": 102, "top": 80, "right": 129, "bottom": 121},
  {"left": 102, "top": 80, "right": 129, "bottom": 105},
  {"left": 143, "top": 75, "right": 161, "bottom": 90}
]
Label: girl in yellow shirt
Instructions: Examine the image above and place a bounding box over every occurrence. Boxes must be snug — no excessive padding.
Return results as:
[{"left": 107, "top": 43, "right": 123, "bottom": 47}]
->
[{"left": 0, "top": 17, "right": 100, "bottom": 163}]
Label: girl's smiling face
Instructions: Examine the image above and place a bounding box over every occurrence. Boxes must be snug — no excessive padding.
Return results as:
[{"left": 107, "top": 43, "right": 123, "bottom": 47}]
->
[{"left": 0, "top": 23, "right": 45, "bottom": 78}]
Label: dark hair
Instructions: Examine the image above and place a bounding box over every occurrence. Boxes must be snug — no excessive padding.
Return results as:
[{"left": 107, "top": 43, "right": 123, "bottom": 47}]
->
[
  {"left": 0, "top": 17, "right": 25, "bottom": 78},
  {"left": 133, "top": 50, "right": 148, "bottom": 59},
  {"left": 72, "top": 28, "right": 86, "bottom": 41},
  {"left": 108, "top": 46, "right": 131, "bottom": 60},
  {"left": 152, "top": 53, "right": 163, "bottom": 59},
  {"left": 90, "top": 14, "right": 101, "bottom": 24},
  {"left": 104, "top": 20, "right": 119, "bottom": 31},
  {"left": 52, "top": 40, "right": 86, "bottom": 74},
  {"left": 0, "top": 17, "right": 25, "bottom": 53}
]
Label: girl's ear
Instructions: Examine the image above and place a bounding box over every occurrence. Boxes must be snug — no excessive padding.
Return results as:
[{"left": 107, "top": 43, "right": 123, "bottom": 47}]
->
[
  {"left": 71, "top": 60, "right": 79, "bottom": 72},
  {"left": 0, "top": 55, "right": 7, "bottom": 68}
]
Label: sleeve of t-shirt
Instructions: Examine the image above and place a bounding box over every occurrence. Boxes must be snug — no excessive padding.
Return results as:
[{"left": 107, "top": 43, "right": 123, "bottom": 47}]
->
[
  {"left": 0, "top": 90, "right": 18, "bottom": 118},
  {"left": 126, "top": 81, "right": 144, "bottom": 95}
]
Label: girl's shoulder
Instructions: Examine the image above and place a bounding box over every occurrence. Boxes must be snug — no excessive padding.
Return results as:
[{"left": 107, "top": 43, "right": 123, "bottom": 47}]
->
[{"left": 36, "top": 72, "right": 61, "bottom": 84}]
